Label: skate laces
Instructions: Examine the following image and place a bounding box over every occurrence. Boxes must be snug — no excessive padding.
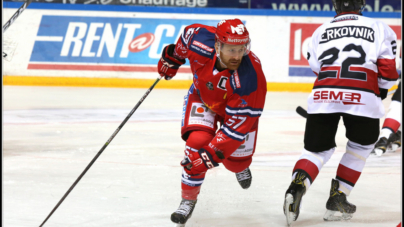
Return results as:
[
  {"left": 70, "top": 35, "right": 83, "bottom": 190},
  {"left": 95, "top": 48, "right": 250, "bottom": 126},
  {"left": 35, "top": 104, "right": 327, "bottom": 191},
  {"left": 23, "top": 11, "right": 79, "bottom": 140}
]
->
[
  {"left": 292, "top": 172, "right": 307, "bottom": 187},
  {"left": 236, "top": 168, "right": 251, "bottom": 181},
  {"left": 176, "top": 200, "right": 196, "bottom": 215},
  {"left": 330, "top": 180, "right": 346, "bottom": 198}
]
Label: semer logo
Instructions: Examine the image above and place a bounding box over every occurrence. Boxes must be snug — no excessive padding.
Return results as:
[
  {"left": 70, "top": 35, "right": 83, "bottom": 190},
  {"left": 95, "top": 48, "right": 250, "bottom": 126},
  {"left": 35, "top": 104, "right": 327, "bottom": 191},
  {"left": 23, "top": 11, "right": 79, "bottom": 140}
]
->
[
  {"left": 313, "top": 90, "right": 364, "bottom": 105},
  {"left": 129, "top": 33, "right": 154, "bottom": 52}
]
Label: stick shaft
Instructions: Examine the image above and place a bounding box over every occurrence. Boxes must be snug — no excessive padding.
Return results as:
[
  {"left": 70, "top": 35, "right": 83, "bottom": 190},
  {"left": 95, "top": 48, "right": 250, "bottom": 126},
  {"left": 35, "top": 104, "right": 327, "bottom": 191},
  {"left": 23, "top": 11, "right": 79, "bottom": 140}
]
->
[
  {"left": 39, "top": 76, "right": 163, "bottom": 227},
  {"left": 3, "top": 0, "right": 33, "bottom": 33}
]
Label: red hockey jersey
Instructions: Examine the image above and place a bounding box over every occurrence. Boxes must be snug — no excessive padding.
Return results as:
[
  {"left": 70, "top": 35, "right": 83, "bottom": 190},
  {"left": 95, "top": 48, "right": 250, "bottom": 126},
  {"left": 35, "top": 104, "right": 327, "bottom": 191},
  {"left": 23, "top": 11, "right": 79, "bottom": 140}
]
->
[{"left": 174, "top": 24, "right": 267, "bottom": 159}]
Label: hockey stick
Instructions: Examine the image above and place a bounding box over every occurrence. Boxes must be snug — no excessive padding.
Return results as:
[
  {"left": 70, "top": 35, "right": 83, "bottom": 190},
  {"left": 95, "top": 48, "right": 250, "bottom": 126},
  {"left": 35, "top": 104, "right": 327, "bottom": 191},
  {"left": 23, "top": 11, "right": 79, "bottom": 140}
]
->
[
  {"left": 295, "top": 89, "right": 397, "bottom": 118},
  {"left": 39, "top": 76, "right": 164, "bottom": 227},
  {"left": 3, "top": 0, "right": 33, "bottom": 59},
  {"left": 3, "top": 0, "right": 33, "bottom": 33},
  {"left": 295, "top": 106, "right": 308, "bottom": 118}
]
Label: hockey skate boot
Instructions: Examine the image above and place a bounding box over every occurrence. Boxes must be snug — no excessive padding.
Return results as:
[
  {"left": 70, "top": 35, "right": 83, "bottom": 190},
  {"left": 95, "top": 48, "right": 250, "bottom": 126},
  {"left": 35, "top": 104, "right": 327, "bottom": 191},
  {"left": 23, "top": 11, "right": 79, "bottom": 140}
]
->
[
  {"left": 283, "top": 171, "right": 307, "bottom": 227},
  {"left": 387, "top": 130, "right": 401, "bottom": 152},
  {"left": 171, "top": 199, "right": 197, "bottom": 226},
  {"left": 236, "top": 167, "right": 252, "bottom": 189},
  {"left": 323, "top": 179, "right": 356, "bottom": 221},
  {"left": 371, "top": 137, "right": 388, "bottom": 156}
]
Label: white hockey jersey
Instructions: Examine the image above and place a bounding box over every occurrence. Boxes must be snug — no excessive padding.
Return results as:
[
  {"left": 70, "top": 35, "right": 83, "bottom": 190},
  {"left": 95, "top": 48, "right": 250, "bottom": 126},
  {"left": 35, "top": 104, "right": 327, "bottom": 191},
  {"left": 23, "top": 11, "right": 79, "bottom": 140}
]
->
[{"left": 307, "top": 13, "right": 399, "bottom": 119}]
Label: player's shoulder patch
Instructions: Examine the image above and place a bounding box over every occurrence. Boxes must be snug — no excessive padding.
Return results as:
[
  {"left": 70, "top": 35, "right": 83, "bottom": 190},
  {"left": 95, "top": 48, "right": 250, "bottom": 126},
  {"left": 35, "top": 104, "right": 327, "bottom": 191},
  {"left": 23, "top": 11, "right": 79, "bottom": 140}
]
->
[
  {"left": 229, "top": 56, "right": 259, "bottom": 96},
  {"left": 189, "top": 27, "right": 216, "bottom": 59}
]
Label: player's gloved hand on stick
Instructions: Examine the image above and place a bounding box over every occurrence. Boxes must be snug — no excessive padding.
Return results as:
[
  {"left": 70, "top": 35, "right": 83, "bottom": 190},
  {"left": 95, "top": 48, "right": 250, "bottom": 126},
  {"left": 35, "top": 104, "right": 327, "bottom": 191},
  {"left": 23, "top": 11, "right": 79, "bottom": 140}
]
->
[
  {"left": 181, "top": 147, "right": 219, "bottom": 175},
  {"left": 157, "top": 44, "right": 186, "bottom": 80}
]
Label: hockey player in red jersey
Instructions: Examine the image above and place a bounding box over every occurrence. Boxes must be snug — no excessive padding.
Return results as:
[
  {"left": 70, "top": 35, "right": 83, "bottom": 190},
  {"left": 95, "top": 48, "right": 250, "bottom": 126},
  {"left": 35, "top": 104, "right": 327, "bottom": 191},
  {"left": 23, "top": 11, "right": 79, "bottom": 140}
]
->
[
  {"left": 157, "top": 19, "right": 267, "bottom": 226},
  {"left": 283, "top": 0, "right": 399, "bottom": 225}
]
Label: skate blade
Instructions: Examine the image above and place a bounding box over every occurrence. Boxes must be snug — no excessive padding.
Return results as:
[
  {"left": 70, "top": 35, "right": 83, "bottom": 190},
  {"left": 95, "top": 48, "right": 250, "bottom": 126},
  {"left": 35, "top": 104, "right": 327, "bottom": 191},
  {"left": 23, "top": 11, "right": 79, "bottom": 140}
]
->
[
  {"left": 323, "top": 210, "right": 353, "bottom": 221},
  {"left": 374, "top": 148, "right": 384, "bottom": 156},
  {"left": 388, "top": 144, "right": 399, "bottom": 152},
  {"left": 175, "top": 224, "right": 185, "bottom": 227},
  {"left": 285, "top": 194, "right": 296, "bottom": 226}
]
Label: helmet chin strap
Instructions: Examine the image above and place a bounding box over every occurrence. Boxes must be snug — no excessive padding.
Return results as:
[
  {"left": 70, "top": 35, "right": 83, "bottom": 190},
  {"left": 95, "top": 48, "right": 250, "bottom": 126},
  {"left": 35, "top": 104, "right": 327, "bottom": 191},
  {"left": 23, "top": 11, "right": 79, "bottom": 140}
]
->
[{"left": 217, "top": 54, "right": 228, "bottom": 69}]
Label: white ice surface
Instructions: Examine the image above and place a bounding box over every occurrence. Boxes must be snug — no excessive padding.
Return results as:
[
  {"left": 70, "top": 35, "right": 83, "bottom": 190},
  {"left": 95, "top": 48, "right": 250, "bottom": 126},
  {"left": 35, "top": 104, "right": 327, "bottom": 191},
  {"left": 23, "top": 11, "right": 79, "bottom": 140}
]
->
[{"left": 3, "top": 86, "right": 401, "bottom": 227}]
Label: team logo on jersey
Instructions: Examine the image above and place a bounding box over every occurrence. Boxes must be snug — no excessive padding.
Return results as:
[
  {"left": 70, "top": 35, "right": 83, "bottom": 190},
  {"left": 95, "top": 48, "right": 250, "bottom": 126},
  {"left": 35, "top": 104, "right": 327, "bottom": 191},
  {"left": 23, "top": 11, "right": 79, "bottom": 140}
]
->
[
  {"left": 319, "top": 26, "right": 375, "bottom": 44},
  {"left": 313, "top": 90, "right": 364, "bottom": 105},
  {"left": 189, "top": 103, "right": 215, "bottom": 128},
  {"left": 182, "top": 27, "right": 199, "bottom": 45},
  {"left": 192, "top": 40, "right": 213, "bottom": 52},
  {"left": 231, "top": 131, "right": 256, "bottom": 157},
  {"left": 215, "top": 132, "right": 226, "bottom": 142},
  {"left": 206, "top": 81, "right": 214, "bottom": 90},
  {"left": 233, "top": 71, "right": 241, "bottom": 88},
  {"left": 238, "top": 99, "right": 248, "bottom": 107},
  {"left": 237, "top": 134, "right": 250, "bottom": 149}
]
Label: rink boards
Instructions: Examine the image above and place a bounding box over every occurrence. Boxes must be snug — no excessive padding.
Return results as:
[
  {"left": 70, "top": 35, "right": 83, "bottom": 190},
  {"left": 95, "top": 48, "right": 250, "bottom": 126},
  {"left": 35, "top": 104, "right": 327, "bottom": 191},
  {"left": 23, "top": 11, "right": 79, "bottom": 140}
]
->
[{"left": 3, "top": 3, "right": 402, "bottom": 91}]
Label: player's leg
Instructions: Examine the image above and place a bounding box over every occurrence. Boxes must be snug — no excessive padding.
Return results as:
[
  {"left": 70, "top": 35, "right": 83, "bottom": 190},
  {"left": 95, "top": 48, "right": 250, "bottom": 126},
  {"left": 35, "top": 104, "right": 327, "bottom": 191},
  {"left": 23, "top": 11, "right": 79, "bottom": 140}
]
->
[
  {"left": 171, "top": 130, "right": 214, "bottom": 225},
  {"left": 284, "top": 113, "right": 339, "bottom": 226},
  {"left": 221, "top": 127, "right": 258, "bottom": 189},
  {"left": 323, "top": 114, "right": 379, "bottom": 221},
  {"left": 373, "top": 81, "right": 402, "bottom": 155},
  {"left": 171, "top": 86, "right": 217, "bottom": 226}
]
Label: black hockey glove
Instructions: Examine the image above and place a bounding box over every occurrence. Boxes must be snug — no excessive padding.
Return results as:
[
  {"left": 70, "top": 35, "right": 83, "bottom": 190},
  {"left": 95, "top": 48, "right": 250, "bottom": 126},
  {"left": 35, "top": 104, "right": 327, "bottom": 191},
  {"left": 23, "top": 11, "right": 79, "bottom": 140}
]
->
[{"left": 379, "top": 88, "right": 388, "bottom": 100}]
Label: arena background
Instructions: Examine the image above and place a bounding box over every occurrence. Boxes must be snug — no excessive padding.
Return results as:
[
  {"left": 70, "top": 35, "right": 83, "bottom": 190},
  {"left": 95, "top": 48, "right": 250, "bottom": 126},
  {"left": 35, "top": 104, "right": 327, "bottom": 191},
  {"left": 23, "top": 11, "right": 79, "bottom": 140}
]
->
[{"left": 3, "top": 0, "right": 401, "bottom": 92}]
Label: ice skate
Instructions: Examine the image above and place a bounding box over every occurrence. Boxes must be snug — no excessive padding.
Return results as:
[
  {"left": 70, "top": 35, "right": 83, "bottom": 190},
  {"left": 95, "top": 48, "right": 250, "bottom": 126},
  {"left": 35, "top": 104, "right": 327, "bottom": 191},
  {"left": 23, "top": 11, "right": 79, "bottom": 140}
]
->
[
  {"left": 283, "top": 171, "right": 307, "bottom": 227},
  {"left": 236, "top": 167, "right": 252, "bottom": 189},
  {"left": 171, "top": 199, "right": 197, "bottom": 226},
  {"left": 371, "top": 137, "right": 388, "bottom": 156},
  {"left": 323, "top": 179, "right": 356, "bottom": 221},
  {"left": 387, "top": 130, "right": 401, "bottom": 152}
]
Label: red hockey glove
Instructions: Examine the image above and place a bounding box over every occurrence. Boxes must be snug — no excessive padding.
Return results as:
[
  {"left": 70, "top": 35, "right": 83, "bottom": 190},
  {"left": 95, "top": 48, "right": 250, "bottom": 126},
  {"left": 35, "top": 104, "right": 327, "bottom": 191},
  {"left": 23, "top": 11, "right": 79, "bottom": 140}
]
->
[
  {"left": 157, "top": 44, "right": 185, "bottom": 80},
  {"left": 181, "top": 147, "right": 219, "bottom": 175}
]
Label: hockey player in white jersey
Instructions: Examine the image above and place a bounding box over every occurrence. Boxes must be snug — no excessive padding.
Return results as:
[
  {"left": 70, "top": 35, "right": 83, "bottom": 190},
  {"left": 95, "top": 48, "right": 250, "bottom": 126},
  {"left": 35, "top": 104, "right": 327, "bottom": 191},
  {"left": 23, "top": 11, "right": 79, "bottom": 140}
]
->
[
  {"left": 283, "top": 0, "right": 399, "bottom": 226},
  {"left": 372, "top": 56, "right": 401, "bottom": 156}
]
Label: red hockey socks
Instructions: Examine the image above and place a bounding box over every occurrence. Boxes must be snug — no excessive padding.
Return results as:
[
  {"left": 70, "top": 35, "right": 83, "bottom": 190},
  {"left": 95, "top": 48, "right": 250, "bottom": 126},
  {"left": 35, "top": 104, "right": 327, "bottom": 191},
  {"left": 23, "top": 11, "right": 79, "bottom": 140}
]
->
[{"left": 181, "top": 131, "right": 214, "bottom": 200}]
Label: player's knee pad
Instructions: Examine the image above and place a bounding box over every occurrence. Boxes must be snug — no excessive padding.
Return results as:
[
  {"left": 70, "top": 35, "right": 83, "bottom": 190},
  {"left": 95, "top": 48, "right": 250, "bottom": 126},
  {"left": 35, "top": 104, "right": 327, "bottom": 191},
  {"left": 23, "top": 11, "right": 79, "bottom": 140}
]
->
[
  {"left": 185, "top": 130, "right": 214, "bottom": 155},
  {"left": 345, "top": 140, "right": 374, "bottom": 160},
  {"left": 222, "top": 156, "right": 252, "bottom": 173},
  {"left": 299, "top": 147, "right": 335, "bottom": 170}
]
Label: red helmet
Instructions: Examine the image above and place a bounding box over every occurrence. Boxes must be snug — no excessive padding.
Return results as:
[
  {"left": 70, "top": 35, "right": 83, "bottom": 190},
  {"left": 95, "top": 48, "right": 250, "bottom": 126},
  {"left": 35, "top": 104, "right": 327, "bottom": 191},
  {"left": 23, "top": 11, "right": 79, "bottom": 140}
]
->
[{"left": 215, "top": 19, "right": 251, "bottom": 55}]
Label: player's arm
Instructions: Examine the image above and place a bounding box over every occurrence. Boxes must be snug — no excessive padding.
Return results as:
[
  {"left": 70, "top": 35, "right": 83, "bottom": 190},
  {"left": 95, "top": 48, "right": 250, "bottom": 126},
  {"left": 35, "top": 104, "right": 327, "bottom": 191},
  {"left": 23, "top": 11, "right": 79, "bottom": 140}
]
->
[
  {"left": 209, "top": 98, "right": 262, "bottom": 159},
  {"left": 157, "top": 25, "right": 201, "bottom": 80},
  {"left": 307, "top": 27, "right": 323, "bottom": 76},
  {"left": 376, "top": 22, "right": 399, "bottom": 92}
]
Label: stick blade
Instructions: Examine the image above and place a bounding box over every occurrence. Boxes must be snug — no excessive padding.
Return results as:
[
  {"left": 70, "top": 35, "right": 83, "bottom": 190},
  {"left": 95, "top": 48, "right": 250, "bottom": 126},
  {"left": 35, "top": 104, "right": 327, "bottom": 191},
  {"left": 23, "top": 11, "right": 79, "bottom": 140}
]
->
[
  {"left": 296, "top": 106, "right": 308, "bottom": 118},
  {"left": 3, "top": 38, "right": 18, "bottom": 62}
]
